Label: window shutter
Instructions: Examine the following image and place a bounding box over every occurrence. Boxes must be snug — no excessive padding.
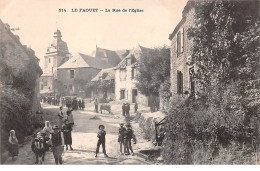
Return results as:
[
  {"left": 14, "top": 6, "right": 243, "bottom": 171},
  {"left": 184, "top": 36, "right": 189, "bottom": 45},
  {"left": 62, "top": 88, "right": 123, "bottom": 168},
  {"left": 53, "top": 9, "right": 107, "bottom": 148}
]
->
[
  {"left": 180, "top": 72, "right": 183, "bottom": 95},
  {"left": 177, "top": 71, "right": 180, "bottom": 94},
  {"left": 181, "top": 28, "right": 184, "bottom": 52}
]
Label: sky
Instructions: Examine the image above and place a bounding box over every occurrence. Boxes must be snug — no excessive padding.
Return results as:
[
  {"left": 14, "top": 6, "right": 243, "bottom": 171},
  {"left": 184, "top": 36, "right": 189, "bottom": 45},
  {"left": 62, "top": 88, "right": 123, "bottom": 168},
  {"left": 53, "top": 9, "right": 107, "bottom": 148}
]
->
[{"left": 0, "top": 0, "right": 188, "bottom": 68}]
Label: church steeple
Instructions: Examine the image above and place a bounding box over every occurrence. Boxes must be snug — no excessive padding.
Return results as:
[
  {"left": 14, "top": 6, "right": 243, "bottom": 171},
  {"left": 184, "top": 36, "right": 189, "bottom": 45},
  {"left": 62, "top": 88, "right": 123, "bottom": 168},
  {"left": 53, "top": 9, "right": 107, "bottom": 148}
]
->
[{"left": 54, "top": 29, "right": 62, "bottom": 39}]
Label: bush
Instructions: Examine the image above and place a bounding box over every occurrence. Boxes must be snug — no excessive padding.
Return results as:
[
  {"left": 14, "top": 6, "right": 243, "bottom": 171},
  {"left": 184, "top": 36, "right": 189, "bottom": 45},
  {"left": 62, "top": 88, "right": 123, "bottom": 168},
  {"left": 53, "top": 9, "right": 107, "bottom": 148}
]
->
[{"left": 162, "top": 85, "right": 259, "bottom": 164}]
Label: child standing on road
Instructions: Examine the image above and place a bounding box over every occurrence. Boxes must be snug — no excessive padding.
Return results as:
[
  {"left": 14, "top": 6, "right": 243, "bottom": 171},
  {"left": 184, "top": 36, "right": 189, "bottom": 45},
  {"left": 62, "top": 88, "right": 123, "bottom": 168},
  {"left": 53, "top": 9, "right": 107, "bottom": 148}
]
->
[
  {"left": 95, "top": 125, "right": 108, "bottom": 157},
  {"left": 118, "top": 123, "right": 126, "bottom": 155},
  {"left": 124, "top": 123, "right": 136, "bottom": 156}
]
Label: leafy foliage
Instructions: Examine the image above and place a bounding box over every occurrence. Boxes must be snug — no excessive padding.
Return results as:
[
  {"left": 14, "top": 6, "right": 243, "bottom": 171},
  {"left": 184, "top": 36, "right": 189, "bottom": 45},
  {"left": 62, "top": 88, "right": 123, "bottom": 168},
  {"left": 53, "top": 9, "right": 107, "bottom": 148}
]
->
[
  {"left": 136, "top": 46, "right": 170, "bottom": 97},
  {"left": 163, "top": 0, "right": 260, "bottom": 164}
]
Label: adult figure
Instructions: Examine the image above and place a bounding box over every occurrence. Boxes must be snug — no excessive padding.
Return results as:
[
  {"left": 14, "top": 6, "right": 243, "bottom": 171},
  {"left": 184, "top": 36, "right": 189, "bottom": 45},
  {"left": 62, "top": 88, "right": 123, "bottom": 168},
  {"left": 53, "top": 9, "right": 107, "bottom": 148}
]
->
[
  {"left": 50, "top": 125, "right": 64, "bottom": 165},
  {"left": 58, "top": 106, "right": 64, "bottom": 128},
  {"left": 125, "top": 103, "right": 130, "bottom": 118},
  {"left": 122, "top": 103, "right": 126, "bottom": 116},
  {"left": 94, "top": 99, "right": 99, "bottom": 113},
  {"left": 78, "top": 100, "right": 82, "bottom": 110},
  {"left": 62, "top": 121, "right": 73, "bottom": 150},
  {"left": 118, "top": 123, "right": 126, "bottom": 155},
  {"left": 8, "top": 130, "right": 19, "bottom": 161},
  {"left": 82, "top": 99, "right": 85, "bottom": 111},
  {"left": 65, "top": 107, "right": 74, "bottom": 127},
  {"left": 72, "top": 98, "right": 78, "bottom": 110}
]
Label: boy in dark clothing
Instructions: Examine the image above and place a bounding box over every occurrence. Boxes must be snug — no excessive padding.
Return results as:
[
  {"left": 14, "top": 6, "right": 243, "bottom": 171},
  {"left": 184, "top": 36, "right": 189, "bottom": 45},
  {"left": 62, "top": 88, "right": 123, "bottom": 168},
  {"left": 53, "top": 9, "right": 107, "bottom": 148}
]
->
[
  {"left": 31, "top": 132, "right": 47, "bottom": 164},
  {"left": 124, "top": 123, "right": 136, "bottom": 156},
  {"left": 95, "top": 125, "right": 108, "bottom": 157},
  {"left": 118, "top": 123, "right": 126, "bottom": 155}
]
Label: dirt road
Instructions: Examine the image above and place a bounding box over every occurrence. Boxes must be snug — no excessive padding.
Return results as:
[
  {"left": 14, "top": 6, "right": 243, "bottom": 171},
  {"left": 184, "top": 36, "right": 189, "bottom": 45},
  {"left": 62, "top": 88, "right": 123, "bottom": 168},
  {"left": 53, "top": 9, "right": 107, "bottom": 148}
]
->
[{"left": 4, "top": 102, "right": 154, "bottom": 165}]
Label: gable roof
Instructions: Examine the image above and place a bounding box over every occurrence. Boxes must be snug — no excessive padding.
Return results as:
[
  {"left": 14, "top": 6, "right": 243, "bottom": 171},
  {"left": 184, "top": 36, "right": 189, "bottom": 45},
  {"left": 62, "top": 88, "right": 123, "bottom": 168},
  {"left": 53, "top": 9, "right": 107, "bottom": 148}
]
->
[
  {"left": 58, "top": 52, "right": 117, "bottom": 70},
  {"left": 91, "top": 67, "right": 115, "bottom": 82},
  {"left": 115, "top": 45, "right": 152, "bottom": 69},
  {"left": 58, "top": 53, "right": 91, "bottom": 69}
]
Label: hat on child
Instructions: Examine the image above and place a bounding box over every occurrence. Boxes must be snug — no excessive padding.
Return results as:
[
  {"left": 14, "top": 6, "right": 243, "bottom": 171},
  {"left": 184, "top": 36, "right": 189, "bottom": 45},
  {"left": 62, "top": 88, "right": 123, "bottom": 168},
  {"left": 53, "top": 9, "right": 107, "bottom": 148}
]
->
[
  {"left": 98, "top": 125, "right": 105, "bottom": 129},
  {"left": 53, "top": 125, "right": 59, "bottom": 130},
  {"left": 125, "top": 123, "right": 131, "bottom": 127}
]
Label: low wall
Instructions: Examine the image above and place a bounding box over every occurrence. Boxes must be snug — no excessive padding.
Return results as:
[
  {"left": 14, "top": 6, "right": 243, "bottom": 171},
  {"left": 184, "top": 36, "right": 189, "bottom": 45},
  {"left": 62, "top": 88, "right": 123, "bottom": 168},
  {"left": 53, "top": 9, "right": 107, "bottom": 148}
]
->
[{"left": 134, "top": 111, "right": 166, "bottom": 141}]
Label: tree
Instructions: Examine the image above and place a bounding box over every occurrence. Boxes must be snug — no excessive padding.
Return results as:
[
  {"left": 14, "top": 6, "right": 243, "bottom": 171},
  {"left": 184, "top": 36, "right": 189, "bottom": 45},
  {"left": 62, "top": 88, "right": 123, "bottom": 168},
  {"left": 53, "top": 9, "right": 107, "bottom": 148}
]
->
[
  {"left": 163, "top": 1, "right": 260, "bottom": 164},
  {"left": 136, "top": 46, "right": 171, "bottom": 97}
]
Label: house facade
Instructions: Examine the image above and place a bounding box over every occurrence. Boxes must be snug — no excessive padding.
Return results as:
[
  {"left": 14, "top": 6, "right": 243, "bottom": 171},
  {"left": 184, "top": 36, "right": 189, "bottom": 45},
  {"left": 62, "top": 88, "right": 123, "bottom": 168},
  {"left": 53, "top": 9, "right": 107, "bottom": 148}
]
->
[
  {"left": 90, "top": 67, "right": 115, "bottom": 100},
  {"left": 169, "top": 4, "right": 196, "bottom": 97},
  {"left": 40, "top": 29, "right": 70, "bottom": 96},
  {"left": 114, "top": 45, "right": 149, "bottom": 105},
  {"left": 57, "top": 46, "right": 128, "bottom": 98}
]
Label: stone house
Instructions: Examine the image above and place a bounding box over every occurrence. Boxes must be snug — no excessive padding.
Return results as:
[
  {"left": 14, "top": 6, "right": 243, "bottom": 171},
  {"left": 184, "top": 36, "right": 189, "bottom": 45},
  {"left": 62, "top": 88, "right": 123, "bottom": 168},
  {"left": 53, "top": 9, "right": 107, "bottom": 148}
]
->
[
  {"left": 114, "top": 45, "right": 150, "bottom": 105},
  {"left": 40, "top": 29, "right": 70, "bottom": 96},
  {"left": 0, "top": 19, "right": 42, "bottom": 113},
  {"left": 90, "top": 67, "right": 115, "bottom": 100},
  {"left": 57, "top": 46, "right": 128, "bottom": 98},
  {"left": 169, "top": 3, "right": 196, "bottom": 97}
]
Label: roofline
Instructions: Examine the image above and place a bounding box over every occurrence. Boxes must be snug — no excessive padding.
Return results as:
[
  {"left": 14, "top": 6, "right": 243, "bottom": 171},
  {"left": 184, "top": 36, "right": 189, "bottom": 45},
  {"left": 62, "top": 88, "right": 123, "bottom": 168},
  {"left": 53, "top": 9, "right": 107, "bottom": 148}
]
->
[
  {"left": 57, "top": 66, "right": 102, "bottom": 70},
  {"left": 169, "top": 16, "right": 186, "bottom": 40}
]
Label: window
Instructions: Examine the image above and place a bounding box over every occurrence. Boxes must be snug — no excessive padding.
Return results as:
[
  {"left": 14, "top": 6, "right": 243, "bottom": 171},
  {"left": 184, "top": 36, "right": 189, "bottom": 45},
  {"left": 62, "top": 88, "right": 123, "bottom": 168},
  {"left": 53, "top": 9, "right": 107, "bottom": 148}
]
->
[
  {"left": 49, "top": 58, "right": 51, "bottom": 63},
  {"left": 176, "top": 28, "right": 184, "bottom": 56},
  {"left": 70, "top": 70, "right": 75, "bottom": 78},
  {"left": 120, "top": 69, "right": 126, "bottom": 81},
  {"left": 41, "top": 84, "right": 43, "bottom": 90},
  {"left": 44, "top": 80, "right": 47, "bottom": 86},
  {"left": 131, "top": 68, "right": 136, "bottom": 79},
  {"left": 177, "top": 71, "right": 183, "bottom": 95},
  {"left": 69, "top": 84, "right": 73, "bottom": 92},
  {"left": 120, "top": 90, "right": 125, "bottom": 100},
  {"left": 64, "top": 85, "right": 67, "bottom": 90}
]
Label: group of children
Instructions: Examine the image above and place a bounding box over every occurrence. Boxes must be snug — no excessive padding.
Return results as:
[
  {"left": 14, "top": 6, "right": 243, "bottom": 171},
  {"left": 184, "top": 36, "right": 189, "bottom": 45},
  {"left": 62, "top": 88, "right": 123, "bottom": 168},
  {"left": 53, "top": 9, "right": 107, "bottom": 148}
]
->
[
  {"left": 30, "top": 116, "right": 74, "bottom": 164},
  {"left": 95, "top": 122, "right": 136, "bottom": 157}
]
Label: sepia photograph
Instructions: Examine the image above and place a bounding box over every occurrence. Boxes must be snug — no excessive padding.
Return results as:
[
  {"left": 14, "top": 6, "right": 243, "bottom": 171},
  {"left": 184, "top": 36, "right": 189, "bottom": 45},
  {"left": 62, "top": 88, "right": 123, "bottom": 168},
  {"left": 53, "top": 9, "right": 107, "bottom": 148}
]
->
[{"left": 0, "top": 0, "right": 259, "bottom": 166}]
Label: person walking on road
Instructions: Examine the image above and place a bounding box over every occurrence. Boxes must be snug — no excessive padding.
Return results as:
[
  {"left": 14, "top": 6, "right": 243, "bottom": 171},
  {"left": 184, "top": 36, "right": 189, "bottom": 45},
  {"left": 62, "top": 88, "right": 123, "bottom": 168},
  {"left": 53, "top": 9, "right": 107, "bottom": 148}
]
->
[
  {"left": 122, "top": 103, "right": 126, "bottom": 116},
  {"left": 50, "top": 125, "right": 64, "bottom": 165},
  {"left": 94, "top": 99, "right": 99, "bottom": 113},
  {"left": 58, "top": 106, "right": 64, "bottom": 128},
  {"left": 95, "top": 125, "right": 108, "bottom": 157},
  {"left": 31, "top": 132, "right": 48, "bottom": 164},
  {"left": 125, "top": 103, "right": 130, "bottom": 119},
  {"left": 124, "top": 123, "right": 136, "bottom": 156},
  {"left": 82, "top": 99, "right": 85, "bottom": 111},
  {"left": 8, "top": 130, "right": 19, "bottom": 161},
  {"left": 65, "top": 107, "right": 74, "bottom": 127},
  {"left": 118, "top": 123, "right": 126, "bottom": 155},
  {"left": 62, "top": 121, "right": 73, "bottom": 151}
]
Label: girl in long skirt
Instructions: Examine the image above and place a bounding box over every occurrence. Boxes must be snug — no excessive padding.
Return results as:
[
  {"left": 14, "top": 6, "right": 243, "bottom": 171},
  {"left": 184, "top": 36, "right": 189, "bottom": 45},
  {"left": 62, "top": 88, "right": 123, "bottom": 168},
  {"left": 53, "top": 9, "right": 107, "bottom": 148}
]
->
[{"left": 8, "top": 130, "right": 19, "bottom": 160}]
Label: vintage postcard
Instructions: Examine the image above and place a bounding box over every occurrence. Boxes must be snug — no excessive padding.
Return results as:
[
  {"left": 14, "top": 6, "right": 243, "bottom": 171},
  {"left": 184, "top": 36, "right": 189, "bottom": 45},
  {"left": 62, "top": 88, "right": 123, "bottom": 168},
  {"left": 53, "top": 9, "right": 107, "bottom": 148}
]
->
[{"left": 0, "top": 0, "right": 259, "bottom": 166}]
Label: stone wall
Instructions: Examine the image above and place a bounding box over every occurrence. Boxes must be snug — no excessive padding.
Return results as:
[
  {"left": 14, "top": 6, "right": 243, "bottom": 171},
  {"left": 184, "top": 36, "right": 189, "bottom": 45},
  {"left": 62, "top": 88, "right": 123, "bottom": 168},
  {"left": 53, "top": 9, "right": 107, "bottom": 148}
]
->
[
  {"left": 134, "top": 110, "right": 166, "bottom": 141},
  {"left": 170, "top": 8, "right": 195, "bottom": 96}
]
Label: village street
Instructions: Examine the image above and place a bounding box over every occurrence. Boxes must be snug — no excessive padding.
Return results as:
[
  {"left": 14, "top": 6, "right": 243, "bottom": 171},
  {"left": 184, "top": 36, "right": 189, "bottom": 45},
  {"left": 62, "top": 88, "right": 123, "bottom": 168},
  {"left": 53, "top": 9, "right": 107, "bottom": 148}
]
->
[{"left": 4, "top": 102, "right": 155, "bottom": 165}]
